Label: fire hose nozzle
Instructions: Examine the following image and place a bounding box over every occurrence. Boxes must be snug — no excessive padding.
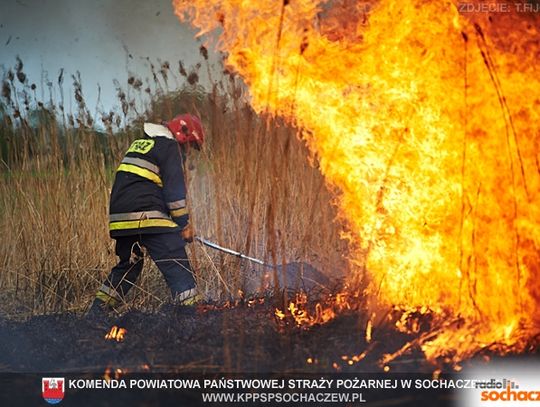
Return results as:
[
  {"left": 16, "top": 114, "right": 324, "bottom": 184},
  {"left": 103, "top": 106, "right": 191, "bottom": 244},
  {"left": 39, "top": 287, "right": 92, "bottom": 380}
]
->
[{"left": 195, "top": 236, "right": 268, "bottom": 266}]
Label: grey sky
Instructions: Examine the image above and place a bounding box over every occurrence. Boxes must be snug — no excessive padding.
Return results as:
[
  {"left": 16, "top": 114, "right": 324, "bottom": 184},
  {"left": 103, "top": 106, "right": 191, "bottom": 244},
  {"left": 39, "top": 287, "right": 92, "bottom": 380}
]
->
[{"left": 0, "top": 0, "right": 214, "bottom": 116}]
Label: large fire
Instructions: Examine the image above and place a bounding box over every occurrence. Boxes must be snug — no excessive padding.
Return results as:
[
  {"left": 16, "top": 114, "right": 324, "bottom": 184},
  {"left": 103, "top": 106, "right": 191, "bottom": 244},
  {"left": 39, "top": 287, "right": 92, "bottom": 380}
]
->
[{"left": 173, "top": 0, "right": 540, "bottom": 364}]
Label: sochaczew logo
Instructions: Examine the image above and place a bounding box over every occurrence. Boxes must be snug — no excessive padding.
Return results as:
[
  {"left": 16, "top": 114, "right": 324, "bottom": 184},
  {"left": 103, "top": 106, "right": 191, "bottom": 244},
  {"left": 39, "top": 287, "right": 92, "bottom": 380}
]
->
[
  {"left": 481, "top": 387, "right": 540, "bottom": 402},
  {"left": 478, "top": 379, "right": 540, "bottom": 402},
  {"left": 42, "top": 378, "right": 65, "bottom": 404}
]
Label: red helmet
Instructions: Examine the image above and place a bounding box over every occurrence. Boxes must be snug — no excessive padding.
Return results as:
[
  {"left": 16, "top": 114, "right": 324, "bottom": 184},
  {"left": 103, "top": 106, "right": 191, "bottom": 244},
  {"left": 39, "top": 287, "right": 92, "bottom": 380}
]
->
[{"left": 166, "top": 114, "right": 204, "bottom": 145}]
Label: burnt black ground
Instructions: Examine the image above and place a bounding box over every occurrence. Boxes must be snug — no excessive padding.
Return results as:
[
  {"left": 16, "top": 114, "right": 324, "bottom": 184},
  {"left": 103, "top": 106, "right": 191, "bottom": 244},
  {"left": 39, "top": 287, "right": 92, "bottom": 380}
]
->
[
  {"left": 0, "top": 302, "right": 537, "bottom": 406},
  {"left": 0, "top": 301, "right": 428, "bottom": 374}
]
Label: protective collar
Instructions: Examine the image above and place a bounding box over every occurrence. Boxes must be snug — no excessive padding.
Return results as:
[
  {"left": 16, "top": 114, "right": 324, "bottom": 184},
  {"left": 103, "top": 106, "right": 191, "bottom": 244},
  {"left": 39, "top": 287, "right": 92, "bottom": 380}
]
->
[{"left": 143, "top": 123, "right": 175, "bottom": 139}]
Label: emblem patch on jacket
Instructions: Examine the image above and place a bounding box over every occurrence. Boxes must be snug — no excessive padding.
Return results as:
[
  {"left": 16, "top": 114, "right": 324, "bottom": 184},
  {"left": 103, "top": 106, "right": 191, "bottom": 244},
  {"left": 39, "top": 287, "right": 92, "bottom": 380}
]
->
[{"left": 127, "top": 139, "right": 155, "bottom": 154}]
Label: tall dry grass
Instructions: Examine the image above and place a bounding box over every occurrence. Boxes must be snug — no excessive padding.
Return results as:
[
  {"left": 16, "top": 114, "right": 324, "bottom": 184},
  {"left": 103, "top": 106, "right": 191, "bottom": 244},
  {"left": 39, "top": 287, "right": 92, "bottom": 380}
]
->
[{"left": 0, "top": 56, "right": 347, "bottom": 317}]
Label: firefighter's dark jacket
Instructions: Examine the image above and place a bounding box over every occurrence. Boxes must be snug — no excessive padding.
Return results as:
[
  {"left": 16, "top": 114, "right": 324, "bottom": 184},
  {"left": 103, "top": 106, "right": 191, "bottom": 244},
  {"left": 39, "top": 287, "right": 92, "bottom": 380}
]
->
[{"left": 109, "top": 123, "right": 189, "bottom": 237}]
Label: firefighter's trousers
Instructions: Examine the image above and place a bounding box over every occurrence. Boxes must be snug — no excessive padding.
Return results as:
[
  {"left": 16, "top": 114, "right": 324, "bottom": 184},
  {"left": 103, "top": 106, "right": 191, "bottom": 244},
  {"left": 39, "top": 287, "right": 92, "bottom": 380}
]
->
[{"left": 94, "top": 233, "right": 195, "bottom": 307}]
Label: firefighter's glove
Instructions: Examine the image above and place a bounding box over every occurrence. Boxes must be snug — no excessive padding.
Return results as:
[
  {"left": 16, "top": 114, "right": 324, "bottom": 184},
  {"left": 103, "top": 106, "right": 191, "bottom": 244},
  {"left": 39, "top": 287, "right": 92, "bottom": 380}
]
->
[{"left": 181, "top": 224, "right": 194, "bottom": 243}]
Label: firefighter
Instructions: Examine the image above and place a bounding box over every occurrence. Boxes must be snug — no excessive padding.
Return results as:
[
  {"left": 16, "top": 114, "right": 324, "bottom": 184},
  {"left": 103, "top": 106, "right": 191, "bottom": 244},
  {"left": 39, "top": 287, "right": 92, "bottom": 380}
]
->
[{"left": 89, "top": 114, "right": 204, "bottom": 315}]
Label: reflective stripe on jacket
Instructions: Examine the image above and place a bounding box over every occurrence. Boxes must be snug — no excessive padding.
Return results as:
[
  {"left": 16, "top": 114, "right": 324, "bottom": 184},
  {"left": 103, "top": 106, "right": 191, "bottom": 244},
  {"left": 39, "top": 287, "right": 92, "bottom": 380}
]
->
[{"left": 109, "top": 124, "right": 189, "bottom": 237}]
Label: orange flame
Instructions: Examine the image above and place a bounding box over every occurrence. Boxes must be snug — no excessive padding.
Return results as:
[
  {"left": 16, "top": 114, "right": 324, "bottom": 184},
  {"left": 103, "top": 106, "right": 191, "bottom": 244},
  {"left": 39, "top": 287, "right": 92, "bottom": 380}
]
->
[
  {"left": 174, "top": 0, "right": 540, "bottom": 363},
  {"left": 105, "top": 326, "right": 127, "bottom": 342},
  {"left": 275, "top": 291, "right": 360, "bottom": 327},
  {"left": 103, "top": 366, "right": 125, "bottom": 381}
]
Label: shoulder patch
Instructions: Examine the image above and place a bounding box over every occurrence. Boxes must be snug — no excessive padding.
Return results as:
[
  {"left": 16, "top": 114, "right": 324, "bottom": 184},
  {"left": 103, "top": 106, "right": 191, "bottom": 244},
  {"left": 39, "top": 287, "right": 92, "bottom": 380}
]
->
[{"left": 127, "top": 139, "right": 155, "bottom": 154}]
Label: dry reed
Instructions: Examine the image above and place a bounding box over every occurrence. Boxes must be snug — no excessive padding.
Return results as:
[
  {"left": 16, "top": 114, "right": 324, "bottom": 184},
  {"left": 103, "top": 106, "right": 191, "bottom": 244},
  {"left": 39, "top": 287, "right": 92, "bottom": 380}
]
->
[{"left": 0, "top": 57, "right": 346, "bottom": 317}]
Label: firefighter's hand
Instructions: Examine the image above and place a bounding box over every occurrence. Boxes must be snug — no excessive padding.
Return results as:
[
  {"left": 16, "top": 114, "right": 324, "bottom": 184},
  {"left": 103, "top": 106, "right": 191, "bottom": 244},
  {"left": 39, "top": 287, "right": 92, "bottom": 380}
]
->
[{"left": 181, "top": 224, "right": 194, "bottom": 243}]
